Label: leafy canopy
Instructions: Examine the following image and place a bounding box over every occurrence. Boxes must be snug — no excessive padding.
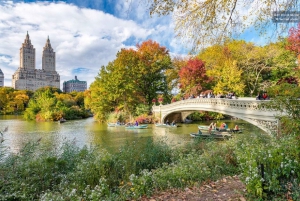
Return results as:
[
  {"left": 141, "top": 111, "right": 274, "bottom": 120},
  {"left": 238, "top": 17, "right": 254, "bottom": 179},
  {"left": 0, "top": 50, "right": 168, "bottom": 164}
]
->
[
  {"left": 147, "top": 0, "right": 299, "bottom": 50},
  {"left": 88, "top": 40, "right": 172, "bottom": 122}
]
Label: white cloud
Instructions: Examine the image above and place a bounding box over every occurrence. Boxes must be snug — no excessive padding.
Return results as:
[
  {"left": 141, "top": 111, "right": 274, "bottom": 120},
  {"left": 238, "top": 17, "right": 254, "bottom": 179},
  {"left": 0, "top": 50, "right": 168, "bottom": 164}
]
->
[{"left": 0, "top": 1, "right": 171, "bottom": 88}]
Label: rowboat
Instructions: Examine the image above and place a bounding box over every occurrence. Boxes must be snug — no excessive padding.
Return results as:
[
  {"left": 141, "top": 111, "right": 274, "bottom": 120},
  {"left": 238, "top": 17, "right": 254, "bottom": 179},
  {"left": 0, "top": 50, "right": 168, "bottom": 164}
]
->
[
  {"left": 184, "top": 119, "right": 193, "bottom": 123},
  {"left": 58, "top": 119, "right": 67, "bottom": 124},
  {"left": 230, "top": 129, "right": 243, "bottom": 134},
  {"left": 198, "top": 125, "right": 217, "bottom": 130},
  {"left": 155, "top": 123, "right": 178, "bottom": 128},
  {"left": 217, "top": 128, "right": 243, "bottom": 134},
  {"left": 190, "top": 132, "right": 232, "bottom": 140},
  {"left": 107, "top": 123, "right": 125, "bottom": 127},
  {"left": 198, "top": 125, "right": 241, "bottom": 134},
  {"left": 125, "top": 125, "right": 148, "bottom": 129}
]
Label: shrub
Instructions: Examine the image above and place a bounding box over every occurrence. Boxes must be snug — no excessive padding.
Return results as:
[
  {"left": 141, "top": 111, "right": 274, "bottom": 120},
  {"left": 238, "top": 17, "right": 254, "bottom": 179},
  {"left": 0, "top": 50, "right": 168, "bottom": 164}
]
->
[{"left": 232, "top": 134, "right": 300, "bottom": 199}]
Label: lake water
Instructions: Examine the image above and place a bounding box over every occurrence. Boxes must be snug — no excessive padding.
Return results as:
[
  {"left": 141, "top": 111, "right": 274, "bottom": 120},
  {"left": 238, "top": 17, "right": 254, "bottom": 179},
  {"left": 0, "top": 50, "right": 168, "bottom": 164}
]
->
[{"left": 0, "top": 115, "right": 266, "bottom": 153}]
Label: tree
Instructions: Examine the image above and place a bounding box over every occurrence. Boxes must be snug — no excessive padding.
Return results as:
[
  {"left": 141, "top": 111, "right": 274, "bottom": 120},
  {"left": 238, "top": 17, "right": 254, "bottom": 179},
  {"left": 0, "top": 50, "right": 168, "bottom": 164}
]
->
[
  {"left": 24, "top": 87, "right": 88, "bottom": 121},
  {"left": 88, "top": 40, "right": 172, "bottom": 122},
  {"left": 136, "top": 40, "right": 172, "bottom": 105},
  {"left": 287, "top": 23, "right": 300, "bottom": 57},
  {"left": 178, "top": 58, "right": 212, "bottom": 96},
  {"left": 148, "top": 0, "right": 297, "bottom": 50},
  {"left": 198, "top": 39, "right": 297, "bottom": 96},
  {"left": 208, "top": 59, "right": 245, "bottom": 96},
  {"left": 0, "top": 87, "right": 31, "bottom": 114},
  {"left": 265, "top": 83, "right": 300, "bottom": 136},
  {"left": 165, "top": 56, "right": 188, "bottom": 93},
  {"left": 199, "top": 43, "right": 245, "bottom": 95}
]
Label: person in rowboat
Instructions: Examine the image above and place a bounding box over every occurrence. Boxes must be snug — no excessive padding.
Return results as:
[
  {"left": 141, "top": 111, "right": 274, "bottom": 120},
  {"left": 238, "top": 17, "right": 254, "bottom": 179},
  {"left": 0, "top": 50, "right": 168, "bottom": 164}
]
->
[{"left": 171, "top": 120, "right": 176, "bottom": 126}]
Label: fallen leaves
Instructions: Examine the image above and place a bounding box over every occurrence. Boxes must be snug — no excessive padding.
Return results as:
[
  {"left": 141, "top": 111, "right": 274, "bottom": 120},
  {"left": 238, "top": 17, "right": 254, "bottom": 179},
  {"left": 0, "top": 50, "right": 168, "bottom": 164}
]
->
[{"left": 140, "top": 175, "right": 246, "bottom": 201}]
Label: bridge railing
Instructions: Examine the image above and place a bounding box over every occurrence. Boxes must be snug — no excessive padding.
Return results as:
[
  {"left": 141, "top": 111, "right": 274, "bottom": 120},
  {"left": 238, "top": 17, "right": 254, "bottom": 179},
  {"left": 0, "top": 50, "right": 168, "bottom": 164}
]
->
[{"left": 152, "top": 97, "right": 271, "bottom": 112}]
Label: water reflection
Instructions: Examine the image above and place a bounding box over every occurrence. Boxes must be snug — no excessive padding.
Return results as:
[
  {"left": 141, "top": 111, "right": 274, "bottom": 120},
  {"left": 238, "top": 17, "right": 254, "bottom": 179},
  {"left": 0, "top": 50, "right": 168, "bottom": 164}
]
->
[{"left": 0, "top": 115, "right": 266, "bottom": 153}]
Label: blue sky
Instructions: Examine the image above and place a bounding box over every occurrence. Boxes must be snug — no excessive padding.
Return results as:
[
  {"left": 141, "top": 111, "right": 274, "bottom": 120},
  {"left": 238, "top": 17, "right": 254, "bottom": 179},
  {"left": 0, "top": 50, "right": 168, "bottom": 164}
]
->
[
  {"left": 0, "top": 0, "right": 294, "bottom": 89},
  {"left": 0, "top": 0, "right": 186, "bottom": 88}
]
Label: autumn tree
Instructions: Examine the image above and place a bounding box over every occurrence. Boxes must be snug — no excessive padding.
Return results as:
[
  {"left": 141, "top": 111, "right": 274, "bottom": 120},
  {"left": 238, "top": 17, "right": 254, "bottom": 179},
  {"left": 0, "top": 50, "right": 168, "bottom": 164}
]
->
[
  {"left": 178, "top": 58, "right": 212, "bottom": 96},
  {"left": 147, "top": 0, "right": 297, "bottom": 50},
  {"left": 286, "top": 23, "right": 300, "bottom": 80},
  {"left": 88, "top": 40, "right": 172, "bottom": 122},
  {"left": 0, "top": 87, "right": 31, "bottom": 114},
  {"left": 136, "top": 40, "right": 172, "bottom": 105},
  {"left": 287, "top": 23, "right": 300, "bottom": 57},
  {"left": 166, "top": 56, "right": 188, "bottom": 93},
  {"left": 199, "top": 42, "right": 245, "bottom": 95}
]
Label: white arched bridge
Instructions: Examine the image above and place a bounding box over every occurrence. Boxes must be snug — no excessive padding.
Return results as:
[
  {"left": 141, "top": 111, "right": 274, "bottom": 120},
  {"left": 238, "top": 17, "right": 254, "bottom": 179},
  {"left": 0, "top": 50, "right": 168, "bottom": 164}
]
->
[{"left": 152, "top": 98, "right": 283, "bottom": 134}]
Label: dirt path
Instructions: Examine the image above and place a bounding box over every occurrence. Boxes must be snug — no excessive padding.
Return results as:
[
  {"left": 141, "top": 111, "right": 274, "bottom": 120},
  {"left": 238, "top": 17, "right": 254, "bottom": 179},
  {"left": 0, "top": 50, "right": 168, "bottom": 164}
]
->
[{"left": 140, "top": 175, "right": 247, "bottom": 201}]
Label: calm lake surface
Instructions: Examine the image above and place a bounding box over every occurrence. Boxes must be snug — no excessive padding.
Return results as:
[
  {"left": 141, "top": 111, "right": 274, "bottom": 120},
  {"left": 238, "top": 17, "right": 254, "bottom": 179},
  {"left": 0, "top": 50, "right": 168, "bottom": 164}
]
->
[{"left": 0, "top": 115, "right": 266, "bottom": 153}]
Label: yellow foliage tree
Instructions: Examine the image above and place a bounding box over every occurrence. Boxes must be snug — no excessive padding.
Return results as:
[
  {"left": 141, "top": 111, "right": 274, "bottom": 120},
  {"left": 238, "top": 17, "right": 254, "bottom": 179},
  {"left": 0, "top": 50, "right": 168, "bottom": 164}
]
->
[{"left": 208, "top": 60, "right": 245, "bottom": 95}]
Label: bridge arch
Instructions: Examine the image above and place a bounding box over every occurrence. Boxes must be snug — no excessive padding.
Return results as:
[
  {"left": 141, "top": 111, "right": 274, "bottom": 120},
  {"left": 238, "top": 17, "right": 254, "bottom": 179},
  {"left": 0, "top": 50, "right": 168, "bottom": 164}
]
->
[{"left": 152, "top": 98, "right": 281, "bottom": 134}]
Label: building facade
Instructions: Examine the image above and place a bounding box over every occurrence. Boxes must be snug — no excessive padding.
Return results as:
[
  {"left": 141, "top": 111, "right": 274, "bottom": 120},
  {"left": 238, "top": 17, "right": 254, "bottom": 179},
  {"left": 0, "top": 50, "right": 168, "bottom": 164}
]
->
[
  {"left": 0, "top": 68, "right": 4, "bottom": 87},
  {"left": 63, "top": 76, "right": 87, "bottom": 92},
  {"left": 12, "top": 32, "right": 60, "bottom": 91}
]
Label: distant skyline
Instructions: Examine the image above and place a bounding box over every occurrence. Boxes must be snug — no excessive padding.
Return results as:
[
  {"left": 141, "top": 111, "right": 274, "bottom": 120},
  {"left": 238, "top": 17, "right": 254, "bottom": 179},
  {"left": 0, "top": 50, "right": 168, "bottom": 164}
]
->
[{"left": 0, "top": 0, "right": 295, "bottom": 89}]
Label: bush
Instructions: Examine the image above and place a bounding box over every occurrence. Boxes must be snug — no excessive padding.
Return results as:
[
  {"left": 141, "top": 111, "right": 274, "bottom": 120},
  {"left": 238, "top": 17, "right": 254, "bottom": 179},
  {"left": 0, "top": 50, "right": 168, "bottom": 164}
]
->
[{"left": 232, "top": 134, "right": 300, "bottom": 199}]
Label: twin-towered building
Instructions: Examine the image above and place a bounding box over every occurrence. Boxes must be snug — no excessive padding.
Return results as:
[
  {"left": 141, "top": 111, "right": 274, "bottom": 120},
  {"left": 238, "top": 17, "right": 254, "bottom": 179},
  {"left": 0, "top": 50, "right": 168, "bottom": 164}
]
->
[
  {"left": 12, "top": 32, "right": 60, "bottom": 91},
  {"left": 1, "top": 32, "right": 87, "bottom": 92}
]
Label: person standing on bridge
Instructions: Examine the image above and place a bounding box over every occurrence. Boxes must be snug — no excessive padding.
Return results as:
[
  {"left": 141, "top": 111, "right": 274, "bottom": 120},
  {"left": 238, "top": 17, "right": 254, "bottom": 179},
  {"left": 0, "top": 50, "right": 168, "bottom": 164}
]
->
[
  {"left": 262, "top": 92, "right": 269, "bottom": 100},
  {"left": 256, "top": 93, "right": 262, "bottom": 100}
]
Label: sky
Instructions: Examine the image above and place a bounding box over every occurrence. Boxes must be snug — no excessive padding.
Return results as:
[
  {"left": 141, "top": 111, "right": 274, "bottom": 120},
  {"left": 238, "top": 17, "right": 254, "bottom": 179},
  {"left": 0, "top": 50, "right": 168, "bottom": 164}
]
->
[
  {"left": 0, "top": 0, "right": 187, "bottom": 88},
  {"left": 0, "top": 0, "right": 295, "bottom": 89}
]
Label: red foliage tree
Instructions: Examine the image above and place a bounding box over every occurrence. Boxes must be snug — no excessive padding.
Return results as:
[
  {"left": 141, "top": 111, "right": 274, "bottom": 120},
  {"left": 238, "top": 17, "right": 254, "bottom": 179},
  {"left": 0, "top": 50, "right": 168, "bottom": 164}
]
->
[
  {"left": 276, "top": 76, "right": 298, "bottom": 85},
  {"left": 287, "top": 23, "right": 300, "bottom": 55},
  {"left": 178, "top": 58, "right": 213, "bottom": 95}
]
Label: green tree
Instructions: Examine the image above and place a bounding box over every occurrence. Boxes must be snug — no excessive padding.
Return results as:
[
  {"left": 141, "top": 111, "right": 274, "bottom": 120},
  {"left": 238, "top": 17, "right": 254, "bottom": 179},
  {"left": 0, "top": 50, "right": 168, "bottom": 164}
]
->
[
  {"left": 265, "top": 83, "right": 300, "bottom": 136},
  {"left": 165, "top": 56, "right": 188, "bottom": 93},
  {"left": 24, "top": 87, "right": 88, "bottom": 121}
]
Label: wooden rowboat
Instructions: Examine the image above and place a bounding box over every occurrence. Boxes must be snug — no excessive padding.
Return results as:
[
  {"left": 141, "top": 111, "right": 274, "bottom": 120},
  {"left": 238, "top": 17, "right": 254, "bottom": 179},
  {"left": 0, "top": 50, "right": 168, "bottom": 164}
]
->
[
  {"left": 125, "top": 125, "right": 148, "bottom": 129},
  {"left": 107, "top": 123, "right": 125, "bottom": 127},
  {"left": 190, "top": 132, "right": 232, "bottom": 140},
  {"left": 155, "top": 123, "right": 178, "bottom": 128}
]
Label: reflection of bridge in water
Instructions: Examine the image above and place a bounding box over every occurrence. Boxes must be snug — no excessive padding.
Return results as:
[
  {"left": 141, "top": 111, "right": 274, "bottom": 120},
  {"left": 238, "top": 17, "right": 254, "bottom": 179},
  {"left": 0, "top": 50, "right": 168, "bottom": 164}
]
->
[{"left": 152, "top": 98, "right": 283, "bottom": 134}]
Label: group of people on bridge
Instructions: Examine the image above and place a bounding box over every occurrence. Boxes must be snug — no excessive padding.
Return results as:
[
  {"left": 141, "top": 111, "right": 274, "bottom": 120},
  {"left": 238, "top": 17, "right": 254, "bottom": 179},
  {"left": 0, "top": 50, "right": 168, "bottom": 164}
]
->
[
  {"left": 256, "top": 92, "right": 269, "bottom": 100},
  {"left": 181, "top": 91, "right": 238, "bottom": 101}
]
